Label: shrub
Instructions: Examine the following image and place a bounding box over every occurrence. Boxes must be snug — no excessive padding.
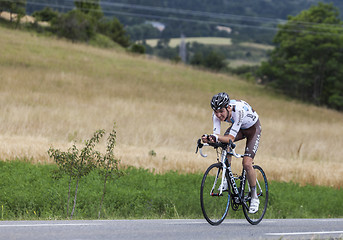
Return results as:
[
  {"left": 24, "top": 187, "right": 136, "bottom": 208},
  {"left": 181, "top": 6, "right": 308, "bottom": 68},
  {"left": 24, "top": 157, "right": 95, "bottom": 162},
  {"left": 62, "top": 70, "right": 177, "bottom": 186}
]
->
[
  {"left": 51, "top": 9, "right": 96, "bottom": 43},
  {"left": 130, "top": 43, "right": 146, "bottom": 54}
]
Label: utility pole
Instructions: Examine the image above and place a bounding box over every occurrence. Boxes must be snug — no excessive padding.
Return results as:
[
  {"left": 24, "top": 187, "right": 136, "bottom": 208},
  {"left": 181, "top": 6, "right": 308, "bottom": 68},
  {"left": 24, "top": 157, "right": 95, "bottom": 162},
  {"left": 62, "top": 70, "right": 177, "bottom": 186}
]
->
[{"left": 179, "top": 33, "right": 187, "bottom": 63}]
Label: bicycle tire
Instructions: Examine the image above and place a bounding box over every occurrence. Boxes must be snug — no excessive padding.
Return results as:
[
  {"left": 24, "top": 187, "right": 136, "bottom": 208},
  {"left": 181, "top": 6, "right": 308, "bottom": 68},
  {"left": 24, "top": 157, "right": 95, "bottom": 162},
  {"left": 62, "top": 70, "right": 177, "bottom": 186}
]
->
[
  {"left": 200, "top": 163, "right": 230, "bottom": 225},
  {"left": 242, "top": 165, "right": 269, "bottom": 225}
]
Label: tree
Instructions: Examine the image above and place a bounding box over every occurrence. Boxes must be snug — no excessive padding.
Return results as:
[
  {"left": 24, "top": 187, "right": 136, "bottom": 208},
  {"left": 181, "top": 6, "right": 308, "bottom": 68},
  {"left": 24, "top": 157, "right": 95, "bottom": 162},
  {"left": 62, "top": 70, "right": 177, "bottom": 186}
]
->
[
  {"left": 97, "top": 123, "right": 121, "bottom": 218},
  {"left": 190, "top": 50, "right": 226, "bottom": 71},
  {"left": 0, "top": 1, "right": 11, "bottom": 14},
  {"left": 32, "top": 7, "right": 59, "bottom": 22},
  {"left": 203, "top": 51, "right": 227, "bottom": 71},
  {"left": 98, "top": 17, "right": 130, "bottom": 48},
  {"left": 0, "top": 0, "right": 26, "bottom": 26},
  {"left": 190, "top": 52, "right": 204, "bottom": 66},
  {"left": 130, "top": 44, "right": 146, "bottom": 54},
  {"left": 52, "top": 9, "right": 96, "bottom": 43},
  {"left": 257, "top": 3, "right": 343, "bottom": 110},
  {"left": 74, "top": 0, "right": 103, "bottom": 21},
  {"left": 48, "top": 130, "right": 105, "bottom": 219}
]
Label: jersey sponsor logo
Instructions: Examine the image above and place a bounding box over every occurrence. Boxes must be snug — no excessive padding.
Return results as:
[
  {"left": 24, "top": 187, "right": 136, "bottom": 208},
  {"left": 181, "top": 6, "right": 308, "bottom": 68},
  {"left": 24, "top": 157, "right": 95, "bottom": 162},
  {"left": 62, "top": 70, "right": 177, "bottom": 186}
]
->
[
  {"left": 230, "top": 129, "right": 238, "bottom": 134},
  {"left": 238, "top": 110, "right": 243, "bottom": 124}
]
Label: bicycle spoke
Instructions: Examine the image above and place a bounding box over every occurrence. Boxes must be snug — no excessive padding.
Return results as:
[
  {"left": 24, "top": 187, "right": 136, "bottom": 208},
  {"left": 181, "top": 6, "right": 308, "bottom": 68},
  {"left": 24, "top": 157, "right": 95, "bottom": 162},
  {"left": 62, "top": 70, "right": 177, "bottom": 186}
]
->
[
  {"left": 256, "top": 178, "right": 263, "bottom": 197},
  {"left": 242, "top": 165, "right": 268, "bottom": 225},
  {"left": 200, "top": 163, "right": 230, "bottom": 225}
]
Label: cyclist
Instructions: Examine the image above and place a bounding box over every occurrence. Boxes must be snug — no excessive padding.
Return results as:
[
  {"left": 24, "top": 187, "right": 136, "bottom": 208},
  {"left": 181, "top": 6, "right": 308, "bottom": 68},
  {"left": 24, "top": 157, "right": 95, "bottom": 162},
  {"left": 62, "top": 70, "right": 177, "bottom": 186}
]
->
[{"left": 202, "top": 92, "right": 262, "bottom": 214}]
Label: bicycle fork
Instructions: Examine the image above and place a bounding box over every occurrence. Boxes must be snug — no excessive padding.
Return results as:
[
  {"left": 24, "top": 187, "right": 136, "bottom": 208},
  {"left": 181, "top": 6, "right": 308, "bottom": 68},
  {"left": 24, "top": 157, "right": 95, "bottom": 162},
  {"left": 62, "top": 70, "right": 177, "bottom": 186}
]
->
[
  {"left": 210, "top": 150, "right": 232, "bottom": 197},
  {"left": 209, "top": 150, "right": 228, "bottom": 196},
  {"left": 208, "top": 168, "right": 224, "bottom": 197}
]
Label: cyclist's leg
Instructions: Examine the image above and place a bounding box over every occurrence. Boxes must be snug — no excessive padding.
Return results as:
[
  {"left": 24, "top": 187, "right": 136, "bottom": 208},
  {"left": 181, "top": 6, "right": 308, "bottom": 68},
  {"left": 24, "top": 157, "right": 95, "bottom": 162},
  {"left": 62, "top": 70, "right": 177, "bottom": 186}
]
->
[
  {"left": 241, "top": 120, "right": 261, "bottom": 187},
  {"left": 242, "top": 120, "right": 262, "bottom": 213},
  {"left": 243, "top": 156, "right": 256, "bottom": 190}
]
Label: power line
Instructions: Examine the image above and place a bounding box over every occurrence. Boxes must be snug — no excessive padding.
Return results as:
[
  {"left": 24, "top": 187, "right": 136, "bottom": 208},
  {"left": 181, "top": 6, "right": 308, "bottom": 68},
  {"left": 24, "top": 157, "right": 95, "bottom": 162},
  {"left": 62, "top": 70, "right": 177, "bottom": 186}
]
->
[
  {"left": 24, "top": 0, "right": 282, "bottom": 26},
  {"left": 21, "top": 0, "right": 282, "bottom": 32},
  {"left": 71, "top": 0, "right": 343, "bottom": 30},
  {"left": 5, "top": 0, "right": 343, "bottom": 30},
  {"left": 3, "top": 0, "right": 343, "bottom": 36}
]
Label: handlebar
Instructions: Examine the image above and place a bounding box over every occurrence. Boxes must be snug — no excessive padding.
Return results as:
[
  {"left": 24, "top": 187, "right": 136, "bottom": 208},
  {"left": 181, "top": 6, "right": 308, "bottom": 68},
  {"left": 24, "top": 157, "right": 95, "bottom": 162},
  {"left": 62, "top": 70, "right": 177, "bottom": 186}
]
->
[{"left": 195, "top": 138, "right": 243, "bottom": 158}]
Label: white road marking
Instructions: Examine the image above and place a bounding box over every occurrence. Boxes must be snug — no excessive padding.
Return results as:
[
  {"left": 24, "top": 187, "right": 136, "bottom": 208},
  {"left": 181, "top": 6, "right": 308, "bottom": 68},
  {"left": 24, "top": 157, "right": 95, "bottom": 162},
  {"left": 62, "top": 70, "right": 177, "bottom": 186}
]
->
[
  {"left": 266, "top": 231, "right": 343, "bottom": 236},
  {"left": 0, "top": 223, "right": 98, "bottom": 227}
]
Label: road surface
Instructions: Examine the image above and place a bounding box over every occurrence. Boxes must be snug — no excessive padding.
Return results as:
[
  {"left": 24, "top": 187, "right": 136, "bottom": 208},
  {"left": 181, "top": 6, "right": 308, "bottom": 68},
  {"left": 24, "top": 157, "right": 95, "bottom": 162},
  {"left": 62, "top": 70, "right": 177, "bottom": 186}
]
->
[{"left": 0, "top": 218, "right": 342, "bottom": 240}]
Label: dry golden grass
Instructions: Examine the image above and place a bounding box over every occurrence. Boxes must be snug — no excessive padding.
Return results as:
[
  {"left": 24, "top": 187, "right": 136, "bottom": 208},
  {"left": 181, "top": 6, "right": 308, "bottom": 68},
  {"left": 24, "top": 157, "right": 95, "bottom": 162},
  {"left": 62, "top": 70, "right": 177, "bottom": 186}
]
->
[
  {"left": 144, "top": 37, "right": 232, "bottom": 47},
  {"left": 0, "top": 11, "right": 49, "bottom": 26},
  {"left": 1, "top": 26, "right": 342, "bottom": 188}
]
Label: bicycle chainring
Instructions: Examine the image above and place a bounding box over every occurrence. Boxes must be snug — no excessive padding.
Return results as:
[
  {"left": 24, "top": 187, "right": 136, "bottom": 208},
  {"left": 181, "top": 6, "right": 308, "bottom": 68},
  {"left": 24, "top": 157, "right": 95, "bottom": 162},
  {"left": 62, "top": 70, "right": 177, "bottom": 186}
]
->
[{"left": 231, "top": 197, "right": 240, "bottom": 211}]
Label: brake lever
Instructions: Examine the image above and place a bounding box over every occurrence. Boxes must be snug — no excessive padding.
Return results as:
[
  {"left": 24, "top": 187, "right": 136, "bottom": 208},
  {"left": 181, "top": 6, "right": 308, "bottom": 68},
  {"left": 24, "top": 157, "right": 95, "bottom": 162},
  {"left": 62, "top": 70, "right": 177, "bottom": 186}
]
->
[
  {"left": 195, "top": 139, "right": 208, "bottom": 157},
  {"left": 195, "top": 139, "right": 203, "bottom": 153}
]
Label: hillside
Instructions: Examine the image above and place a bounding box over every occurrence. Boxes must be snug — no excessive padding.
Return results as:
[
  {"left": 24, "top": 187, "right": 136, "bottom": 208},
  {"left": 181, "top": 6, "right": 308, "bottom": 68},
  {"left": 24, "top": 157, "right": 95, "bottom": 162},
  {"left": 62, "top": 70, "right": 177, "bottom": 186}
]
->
[{"left": 1, "top": 26, "right": 343, "bottom": 188}]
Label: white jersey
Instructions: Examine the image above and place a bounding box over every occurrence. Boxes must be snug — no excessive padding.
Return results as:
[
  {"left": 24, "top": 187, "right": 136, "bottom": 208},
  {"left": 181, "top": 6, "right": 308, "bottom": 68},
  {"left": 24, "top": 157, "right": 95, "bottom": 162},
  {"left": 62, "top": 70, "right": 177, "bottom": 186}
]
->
[{"left": 213, "top": 100, "right": 259, "bottom": 138}]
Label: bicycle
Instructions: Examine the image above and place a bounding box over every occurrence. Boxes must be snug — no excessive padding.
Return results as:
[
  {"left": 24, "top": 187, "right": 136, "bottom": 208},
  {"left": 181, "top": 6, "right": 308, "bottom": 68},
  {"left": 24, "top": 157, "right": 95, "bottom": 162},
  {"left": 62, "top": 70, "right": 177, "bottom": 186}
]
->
[{"left": 196, "top": 138, "right": 268, "bottom": 225}]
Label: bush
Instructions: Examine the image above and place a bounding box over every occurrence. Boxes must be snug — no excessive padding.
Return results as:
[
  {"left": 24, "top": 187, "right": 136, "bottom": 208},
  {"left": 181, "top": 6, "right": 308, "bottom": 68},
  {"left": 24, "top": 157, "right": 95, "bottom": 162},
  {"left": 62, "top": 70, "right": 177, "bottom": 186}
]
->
[
  {"left": 89, "top": 34, "right": 121, "bottom": 49},
  {"left": 97, "top": 17, "right": 130, "bottom": 48},
  {"left": 32, "top": 7, "right": 58, "bottom": 22},
  {"left": 130, "top": 43, "right": 146, "bottom": 54},
  {"left": 48, "top": 123, "right": 120, "bottom": 219},
  {"left": 190, "top": 50, "right": 226, "bottom": 71},
  {"left": 51, "top": 9, "right": 96, "bottom": 42}
]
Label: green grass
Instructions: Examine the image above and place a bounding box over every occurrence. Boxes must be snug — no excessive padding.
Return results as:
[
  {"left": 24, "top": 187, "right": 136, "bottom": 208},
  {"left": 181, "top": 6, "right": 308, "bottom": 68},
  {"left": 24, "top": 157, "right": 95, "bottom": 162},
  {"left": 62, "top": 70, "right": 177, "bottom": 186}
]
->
[{"left": 0, "top": 160, "right": 342, "bottom": 220}]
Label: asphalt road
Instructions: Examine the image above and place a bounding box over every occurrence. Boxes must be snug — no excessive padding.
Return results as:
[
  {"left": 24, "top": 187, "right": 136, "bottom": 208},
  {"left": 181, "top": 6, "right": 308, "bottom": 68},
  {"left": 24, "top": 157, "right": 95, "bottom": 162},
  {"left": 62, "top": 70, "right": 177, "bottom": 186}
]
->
[{"left": 0, "top": 218, "right": 342, "bottom": 240}]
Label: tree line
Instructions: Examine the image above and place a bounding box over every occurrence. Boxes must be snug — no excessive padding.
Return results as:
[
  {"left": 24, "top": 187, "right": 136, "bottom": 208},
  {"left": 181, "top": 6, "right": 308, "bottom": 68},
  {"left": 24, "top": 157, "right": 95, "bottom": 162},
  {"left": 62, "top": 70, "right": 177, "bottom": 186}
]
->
[
  {"left": 0, "top": 0, "right": 144, "bottom": 52},
  {"left": 145, "top": 3, "right": 343, "bottom": 111},
  {"left": 99, "top": 0, "right": 343, "bottom": 44},
  {"left": 19, "top": 0, "right": 343, "bottom": 44}
]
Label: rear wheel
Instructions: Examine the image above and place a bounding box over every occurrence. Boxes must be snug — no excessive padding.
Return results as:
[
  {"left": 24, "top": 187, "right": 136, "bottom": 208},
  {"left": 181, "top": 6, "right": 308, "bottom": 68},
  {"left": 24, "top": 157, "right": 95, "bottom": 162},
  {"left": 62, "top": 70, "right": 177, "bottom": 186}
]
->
[
  {"left": 200, "top": 163, "right": 230, "bottom": 225},
  {"left": 242, "top": 165, "right": 268, "bottom": 225}
]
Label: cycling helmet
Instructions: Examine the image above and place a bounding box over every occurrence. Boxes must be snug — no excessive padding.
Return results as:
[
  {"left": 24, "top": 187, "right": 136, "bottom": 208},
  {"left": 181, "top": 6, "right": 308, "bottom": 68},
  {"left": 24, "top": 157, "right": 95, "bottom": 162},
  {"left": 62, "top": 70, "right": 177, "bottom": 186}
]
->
[{"left": 210, "top": 92, "right": 230, "bottom": 110}]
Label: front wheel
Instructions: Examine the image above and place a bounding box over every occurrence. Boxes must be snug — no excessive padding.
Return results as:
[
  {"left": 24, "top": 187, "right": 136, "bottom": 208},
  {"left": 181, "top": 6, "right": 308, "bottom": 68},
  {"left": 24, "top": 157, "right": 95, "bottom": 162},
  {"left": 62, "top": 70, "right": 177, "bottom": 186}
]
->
[
  {"left": 200, "top": 163, "right": 230, "bottom": 225},
  {"left": 242, "top": 165, "right": 268, "bottom": 225}
]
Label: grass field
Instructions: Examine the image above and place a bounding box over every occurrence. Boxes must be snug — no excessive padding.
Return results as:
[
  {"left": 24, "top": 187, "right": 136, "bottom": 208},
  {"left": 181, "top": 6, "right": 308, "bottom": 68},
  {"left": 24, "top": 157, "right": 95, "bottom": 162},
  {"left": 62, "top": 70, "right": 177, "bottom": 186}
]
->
[
  {"left": 1, "top": 26, "right": 343, "bottom": 188},
  {"left": 1, "top": 161, "right": 341, "bottom": 220},
  {"left": 144, "top": 37, "right": 233, "bottom": 47},
  {"left": 143, "top": 37, "right": 274, "bottom": 50},
  {"left": 144, "top": 37, "right": 272, "bottom": 67}
]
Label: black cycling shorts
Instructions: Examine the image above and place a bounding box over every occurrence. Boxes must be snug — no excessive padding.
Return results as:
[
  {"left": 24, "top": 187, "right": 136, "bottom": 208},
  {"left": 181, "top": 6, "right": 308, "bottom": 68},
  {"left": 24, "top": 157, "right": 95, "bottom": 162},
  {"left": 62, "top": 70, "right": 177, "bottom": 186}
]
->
[{"left": 224, "top": 119, "right": 261, "bottom": 159}]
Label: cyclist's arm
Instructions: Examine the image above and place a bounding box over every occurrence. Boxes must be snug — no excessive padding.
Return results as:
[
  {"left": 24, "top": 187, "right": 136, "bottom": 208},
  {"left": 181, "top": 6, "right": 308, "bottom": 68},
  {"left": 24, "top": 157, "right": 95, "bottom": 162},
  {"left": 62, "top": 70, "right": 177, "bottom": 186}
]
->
[
  {"left": 202, "top": 113, "right": 221, "bottom": 143},
  {"left": 212, "top": 112, "right": 221, "bottom": 135},
  {"left": 217, "top": 134, "right": 235, "bottom": 143}
]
